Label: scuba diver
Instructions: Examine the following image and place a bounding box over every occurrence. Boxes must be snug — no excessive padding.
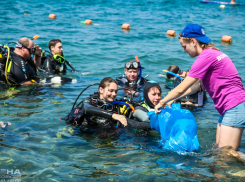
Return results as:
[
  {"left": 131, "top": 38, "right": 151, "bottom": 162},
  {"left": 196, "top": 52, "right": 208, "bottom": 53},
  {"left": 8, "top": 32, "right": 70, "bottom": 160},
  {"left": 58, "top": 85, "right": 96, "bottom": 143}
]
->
[
  {"left": 0, "top": 37, "right": 42, "bottom": 85},
  {"left": 133, "top": 81, "right": 162, "bottom": 122},
  {"left": 165, "top": 65, "right": 207, "bottom": 106},
  {"left": 116, "top": 57, "right": 148, "bottom": 102},
  {"left": 39, "top": 39, "right": 75, "bottom": 75},
  {"left": 65, "top": 77, "right": 151, "bottom": 130},
  {"left": 116, "top": 56, "right": 148, "bottom": 88}
]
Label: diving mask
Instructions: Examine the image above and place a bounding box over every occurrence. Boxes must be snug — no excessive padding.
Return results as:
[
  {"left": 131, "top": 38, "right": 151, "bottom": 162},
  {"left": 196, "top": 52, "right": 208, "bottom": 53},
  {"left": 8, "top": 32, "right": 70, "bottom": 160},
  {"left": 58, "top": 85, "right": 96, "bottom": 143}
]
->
[
  {"left": 16, "top": 41, "right": 36, "bottom": 55},
  {"left": 53, "top": 54, "right": 66, "bottom": 64},
  {"left": 25, "top": 46, "right": 36, "bottom": 55},
  {"left": 125, "top": 61, "right": 139, "bottom": 69}
]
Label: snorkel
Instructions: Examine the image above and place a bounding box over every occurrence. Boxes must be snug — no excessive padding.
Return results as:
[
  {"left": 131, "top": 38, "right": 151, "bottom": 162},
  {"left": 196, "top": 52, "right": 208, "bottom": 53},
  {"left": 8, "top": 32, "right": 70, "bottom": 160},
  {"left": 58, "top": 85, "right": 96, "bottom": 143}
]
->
[
  {"left": 163, "top": 70, "right": 183, "bottom": 81},
  {"left": 135, "top": 56, "right": 142, "bottom": 85},
  {"left": 31, "top": 35, "right": 40, "bottom": 40}
]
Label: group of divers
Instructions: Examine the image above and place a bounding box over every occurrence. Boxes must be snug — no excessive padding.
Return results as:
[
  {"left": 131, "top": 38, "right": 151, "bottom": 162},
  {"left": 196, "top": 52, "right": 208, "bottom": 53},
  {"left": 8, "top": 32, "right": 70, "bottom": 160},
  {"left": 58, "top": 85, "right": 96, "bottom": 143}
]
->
[
  {"left": 0, "top": 38, "right": 204, "bottom": 128},
  {"left": 1, "top": 24, "right": 245, "bottom": 155}
]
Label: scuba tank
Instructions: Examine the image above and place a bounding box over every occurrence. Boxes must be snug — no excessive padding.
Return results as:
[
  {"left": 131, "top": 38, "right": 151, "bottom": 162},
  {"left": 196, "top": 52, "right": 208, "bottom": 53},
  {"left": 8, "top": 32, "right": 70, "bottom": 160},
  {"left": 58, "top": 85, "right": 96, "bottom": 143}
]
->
[{"left": 0, "top": 44, "right": 18, "bottom": 85}]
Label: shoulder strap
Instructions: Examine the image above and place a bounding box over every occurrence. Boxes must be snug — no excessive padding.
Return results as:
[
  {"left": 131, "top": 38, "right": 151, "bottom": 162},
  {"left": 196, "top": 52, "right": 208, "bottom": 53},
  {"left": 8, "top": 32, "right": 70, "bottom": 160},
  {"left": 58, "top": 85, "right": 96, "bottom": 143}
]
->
[
  {"left": 89, "top": 92, "right": 100, "bottom": 105},
  {"left": 141, "top": 101, "right": 150, "bottom": 111}
]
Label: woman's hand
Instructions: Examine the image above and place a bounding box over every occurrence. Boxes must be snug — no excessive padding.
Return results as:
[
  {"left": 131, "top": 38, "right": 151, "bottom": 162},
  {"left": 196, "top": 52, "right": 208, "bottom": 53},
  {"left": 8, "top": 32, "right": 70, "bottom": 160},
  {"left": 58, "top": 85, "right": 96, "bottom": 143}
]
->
[
  {"left": 154, "top": 100, "right": 167, "bottom": 114},
  {"left": 166, "top": 100, "right": 174, "bottom": 108},
  {"left": 112, "top": 114, "right": 127, "bottom": 126}
]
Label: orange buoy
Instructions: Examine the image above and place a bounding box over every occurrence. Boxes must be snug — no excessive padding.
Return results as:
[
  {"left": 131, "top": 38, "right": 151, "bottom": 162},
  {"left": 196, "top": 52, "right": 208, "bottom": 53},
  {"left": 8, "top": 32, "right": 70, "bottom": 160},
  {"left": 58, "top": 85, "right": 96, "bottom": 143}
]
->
[
  {"left": 49, "top": 14, "right": 56, "bottom": 19},
  {"left": 166, "top": 30, "right": 176, "bottom": 36},
  {"left": 121, "top": 24, "right": 130, "bottom": 30},
  {"left": 221, "top": 35, "right": 232, "bottom": 42},
  {"left": 85, "top": 19, "right": 93, "bottom": 25}
]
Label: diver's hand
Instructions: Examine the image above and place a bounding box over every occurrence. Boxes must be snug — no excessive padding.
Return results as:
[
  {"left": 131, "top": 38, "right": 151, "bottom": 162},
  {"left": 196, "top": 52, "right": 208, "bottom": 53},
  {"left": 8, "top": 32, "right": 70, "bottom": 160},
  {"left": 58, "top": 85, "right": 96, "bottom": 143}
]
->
[
  {"left": 33, "top": 43, "right": 42, "bottom": 68},
  {"left": 34, "top": 43, "right": 42, "bottom": 56},
  {"left": 112, "top": 114, "right": 127, "bottom": 126}
]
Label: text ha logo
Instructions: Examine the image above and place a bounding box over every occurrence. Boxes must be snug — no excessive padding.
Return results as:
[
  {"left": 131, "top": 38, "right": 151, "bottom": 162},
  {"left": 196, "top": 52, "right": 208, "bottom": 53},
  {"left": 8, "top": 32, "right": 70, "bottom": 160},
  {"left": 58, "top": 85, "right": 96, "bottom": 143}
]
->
[{"left": 1, "top": 168, "right": 21, "bottom": 175}]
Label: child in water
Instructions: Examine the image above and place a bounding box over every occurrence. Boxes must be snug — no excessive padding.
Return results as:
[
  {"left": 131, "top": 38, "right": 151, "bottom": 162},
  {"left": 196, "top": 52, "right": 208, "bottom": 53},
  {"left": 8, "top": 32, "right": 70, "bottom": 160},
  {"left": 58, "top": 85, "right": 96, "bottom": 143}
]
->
[{"left": 166, "top": 65, "right": 207, "bottom": 107}]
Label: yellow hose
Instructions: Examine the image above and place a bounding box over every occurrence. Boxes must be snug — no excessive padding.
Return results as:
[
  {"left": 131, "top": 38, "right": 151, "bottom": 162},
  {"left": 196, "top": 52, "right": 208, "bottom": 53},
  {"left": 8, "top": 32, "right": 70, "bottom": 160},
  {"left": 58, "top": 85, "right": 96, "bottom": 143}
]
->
[
  {"left": 41, "top": 50, "right": 45, "bottom": 57},
  {"left": 4, "top": 45, "right": 11, "bottom": 85}
]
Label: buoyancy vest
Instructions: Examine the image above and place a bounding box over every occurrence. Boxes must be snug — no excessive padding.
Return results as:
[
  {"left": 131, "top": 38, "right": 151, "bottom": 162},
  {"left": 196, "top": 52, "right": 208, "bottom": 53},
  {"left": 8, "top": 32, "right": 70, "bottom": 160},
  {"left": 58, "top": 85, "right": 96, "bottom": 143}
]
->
[
  {"left": 116, "top": 75, "right": 148, "bottom": 87},
  {"left": 40, "top": 53, "right": 67, "bottom": 75},
  {"left": 0, "top": 51, "right": 37, "bottom": 85},
  {"left": 65, "top": 92, "right": 117, "bottom": 127}
]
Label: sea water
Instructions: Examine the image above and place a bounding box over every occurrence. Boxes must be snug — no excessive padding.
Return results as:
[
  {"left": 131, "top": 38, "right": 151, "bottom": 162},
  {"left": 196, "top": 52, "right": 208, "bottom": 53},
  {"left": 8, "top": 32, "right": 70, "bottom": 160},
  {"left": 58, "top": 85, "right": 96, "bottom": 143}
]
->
[{"left": 1, "top": 0, "right": 245, "bottom": 181}]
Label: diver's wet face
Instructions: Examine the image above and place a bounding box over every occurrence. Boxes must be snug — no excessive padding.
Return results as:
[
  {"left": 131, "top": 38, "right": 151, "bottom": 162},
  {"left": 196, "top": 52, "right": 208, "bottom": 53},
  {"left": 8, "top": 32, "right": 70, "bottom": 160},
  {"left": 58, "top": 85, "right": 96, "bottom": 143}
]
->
[
  {"left": 99, "top": 82, "right": 118, "bottom": 102},
  {"left": 124, "top": 68, "right": 138, "bottom": 82},
  {"left": 179, "top": 38, "right": 198, "bottom": 58},
  {"left": 148, "top": 87, "right": 161, "bottom": 106},
  {"left": 51, "top": 42, "right": 63, "bottom": 55}
]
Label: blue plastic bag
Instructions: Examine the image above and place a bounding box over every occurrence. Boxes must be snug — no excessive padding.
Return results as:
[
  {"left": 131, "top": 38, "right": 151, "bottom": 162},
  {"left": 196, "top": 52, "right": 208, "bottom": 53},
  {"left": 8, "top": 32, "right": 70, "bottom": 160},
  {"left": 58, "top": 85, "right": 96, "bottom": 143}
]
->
[{"left": 148, "top": 103, "right": 200, "bottom": 152}]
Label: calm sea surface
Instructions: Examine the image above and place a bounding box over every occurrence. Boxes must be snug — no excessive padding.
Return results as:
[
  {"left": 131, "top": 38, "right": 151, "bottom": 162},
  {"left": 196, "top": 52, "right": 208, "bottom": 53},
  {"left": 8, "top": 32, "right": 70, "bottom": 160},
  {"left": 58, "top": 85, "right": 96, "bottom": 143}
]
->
[{"left": 1, "top": 0, "right": 245, "bottom": 181}]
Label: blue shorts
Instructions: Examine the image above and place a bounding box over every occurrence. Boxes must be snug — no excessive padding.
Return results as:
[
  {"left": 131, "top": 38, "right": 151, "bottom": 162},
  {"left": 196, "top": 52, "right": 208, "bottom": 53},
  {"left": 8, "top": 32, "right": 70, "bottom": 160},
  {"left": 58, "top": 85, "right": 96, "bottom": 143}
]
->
[{"left": 218, "top": 102, "right": 245, "bottom": 127}]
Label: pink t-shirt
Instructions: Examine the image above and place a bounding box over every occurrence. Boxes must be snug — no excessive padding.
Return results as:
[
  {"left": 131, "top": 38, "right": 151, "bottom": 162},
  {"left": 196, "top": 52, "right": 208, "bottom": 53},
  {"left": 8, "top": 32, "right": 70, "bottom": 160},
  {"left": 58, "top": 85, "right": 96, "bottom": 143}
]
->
[{"left": 188, "top": 48, "right": 245, "bottom": 115}]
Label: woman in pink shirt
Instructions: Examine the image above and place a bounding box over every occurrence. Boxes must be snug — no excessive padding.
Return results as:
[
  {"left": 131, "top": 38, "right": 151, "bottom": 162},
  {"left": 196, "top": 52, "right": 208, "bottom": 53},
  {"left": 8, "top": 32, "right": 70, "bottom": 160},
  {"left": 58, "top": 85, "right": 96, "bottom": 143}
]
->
[{"left": 155, "top": 24, "right": 245, "bottom": 151}]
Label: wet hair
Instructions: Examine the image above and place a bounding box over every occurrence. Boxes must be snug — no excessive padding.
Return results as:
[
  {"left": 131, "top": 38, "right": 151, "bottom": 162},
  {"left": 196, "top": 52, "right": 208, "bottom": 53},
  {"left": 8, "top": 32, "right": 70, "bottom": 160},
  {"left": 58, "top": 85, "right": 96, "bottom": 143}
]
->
[
  {"left": 178, "top": 36, "right": 220, "bottom": 51},
  {"left": 99, "top": 77, "right": 117, "bottom": 90},
  {"left": 48, "top": 39, "right": 62, "bottom": 50},
  {"left": 148, "top": 86, "right": 162, "bottom": 94},
  {"left": 166, "top": 65, "right": 180, "bottom": 79},
  {"left": 18, "top": 37, "right": 30, "bottom": 48}
]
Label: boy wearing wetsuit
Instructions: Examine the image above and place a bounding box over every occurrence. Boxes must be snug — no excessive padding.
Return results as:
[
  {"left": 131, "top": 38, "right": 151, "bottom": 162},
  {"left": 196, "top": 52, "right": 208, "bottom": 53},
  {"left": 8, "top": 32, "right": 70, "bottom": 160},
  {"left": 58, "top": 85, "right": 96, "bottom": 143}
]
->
[{"left": 41, "top": 39, "right": 68, "bottom": 75}]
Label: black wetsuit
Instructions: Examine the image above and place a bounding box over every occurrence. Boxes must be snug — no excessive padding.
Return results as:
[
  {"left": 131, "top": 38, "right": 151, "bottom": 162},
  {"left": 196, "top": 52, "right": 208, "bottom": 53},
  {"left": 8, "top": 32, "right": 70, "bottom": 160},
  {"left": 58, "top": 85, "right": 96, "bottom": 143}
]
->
[
  {"left": 40, "top": 53, "right": 67, "bottom": 75},
  {"left": 172, "top": 78, "right": 207, "bottom": 105},
  {"left": 0, "top": 51, "right": 36, "bottom": 85},
  {"left": 65, "top": 92, "right": 151, "bottom": 130},
  {"left": 179, "top": 87, "right": 207, "bottom": 105}
]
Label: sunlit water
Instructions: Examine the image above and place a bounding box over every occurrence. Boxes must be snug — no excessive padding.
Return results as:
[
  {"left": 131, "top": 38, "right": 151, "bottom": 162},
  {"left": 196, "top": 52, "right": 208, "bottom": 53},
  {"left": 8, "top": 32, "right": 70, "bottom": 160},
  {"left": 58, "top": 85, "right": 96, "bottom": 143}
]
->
[{"left": 1, "top": 0, "right": 245, "bottom": 181}]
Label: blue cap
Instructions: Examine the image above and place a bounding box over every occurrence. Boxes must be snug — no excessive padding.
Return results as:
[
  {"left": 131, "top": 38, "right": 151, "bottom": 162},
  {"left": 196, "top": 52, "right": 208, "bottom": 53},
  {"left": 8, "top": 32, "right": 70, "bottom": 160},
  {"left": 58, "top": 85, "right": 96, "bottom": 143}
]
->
[{"left": 180, "top": 24, "right": 212, "bottom": 43}]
